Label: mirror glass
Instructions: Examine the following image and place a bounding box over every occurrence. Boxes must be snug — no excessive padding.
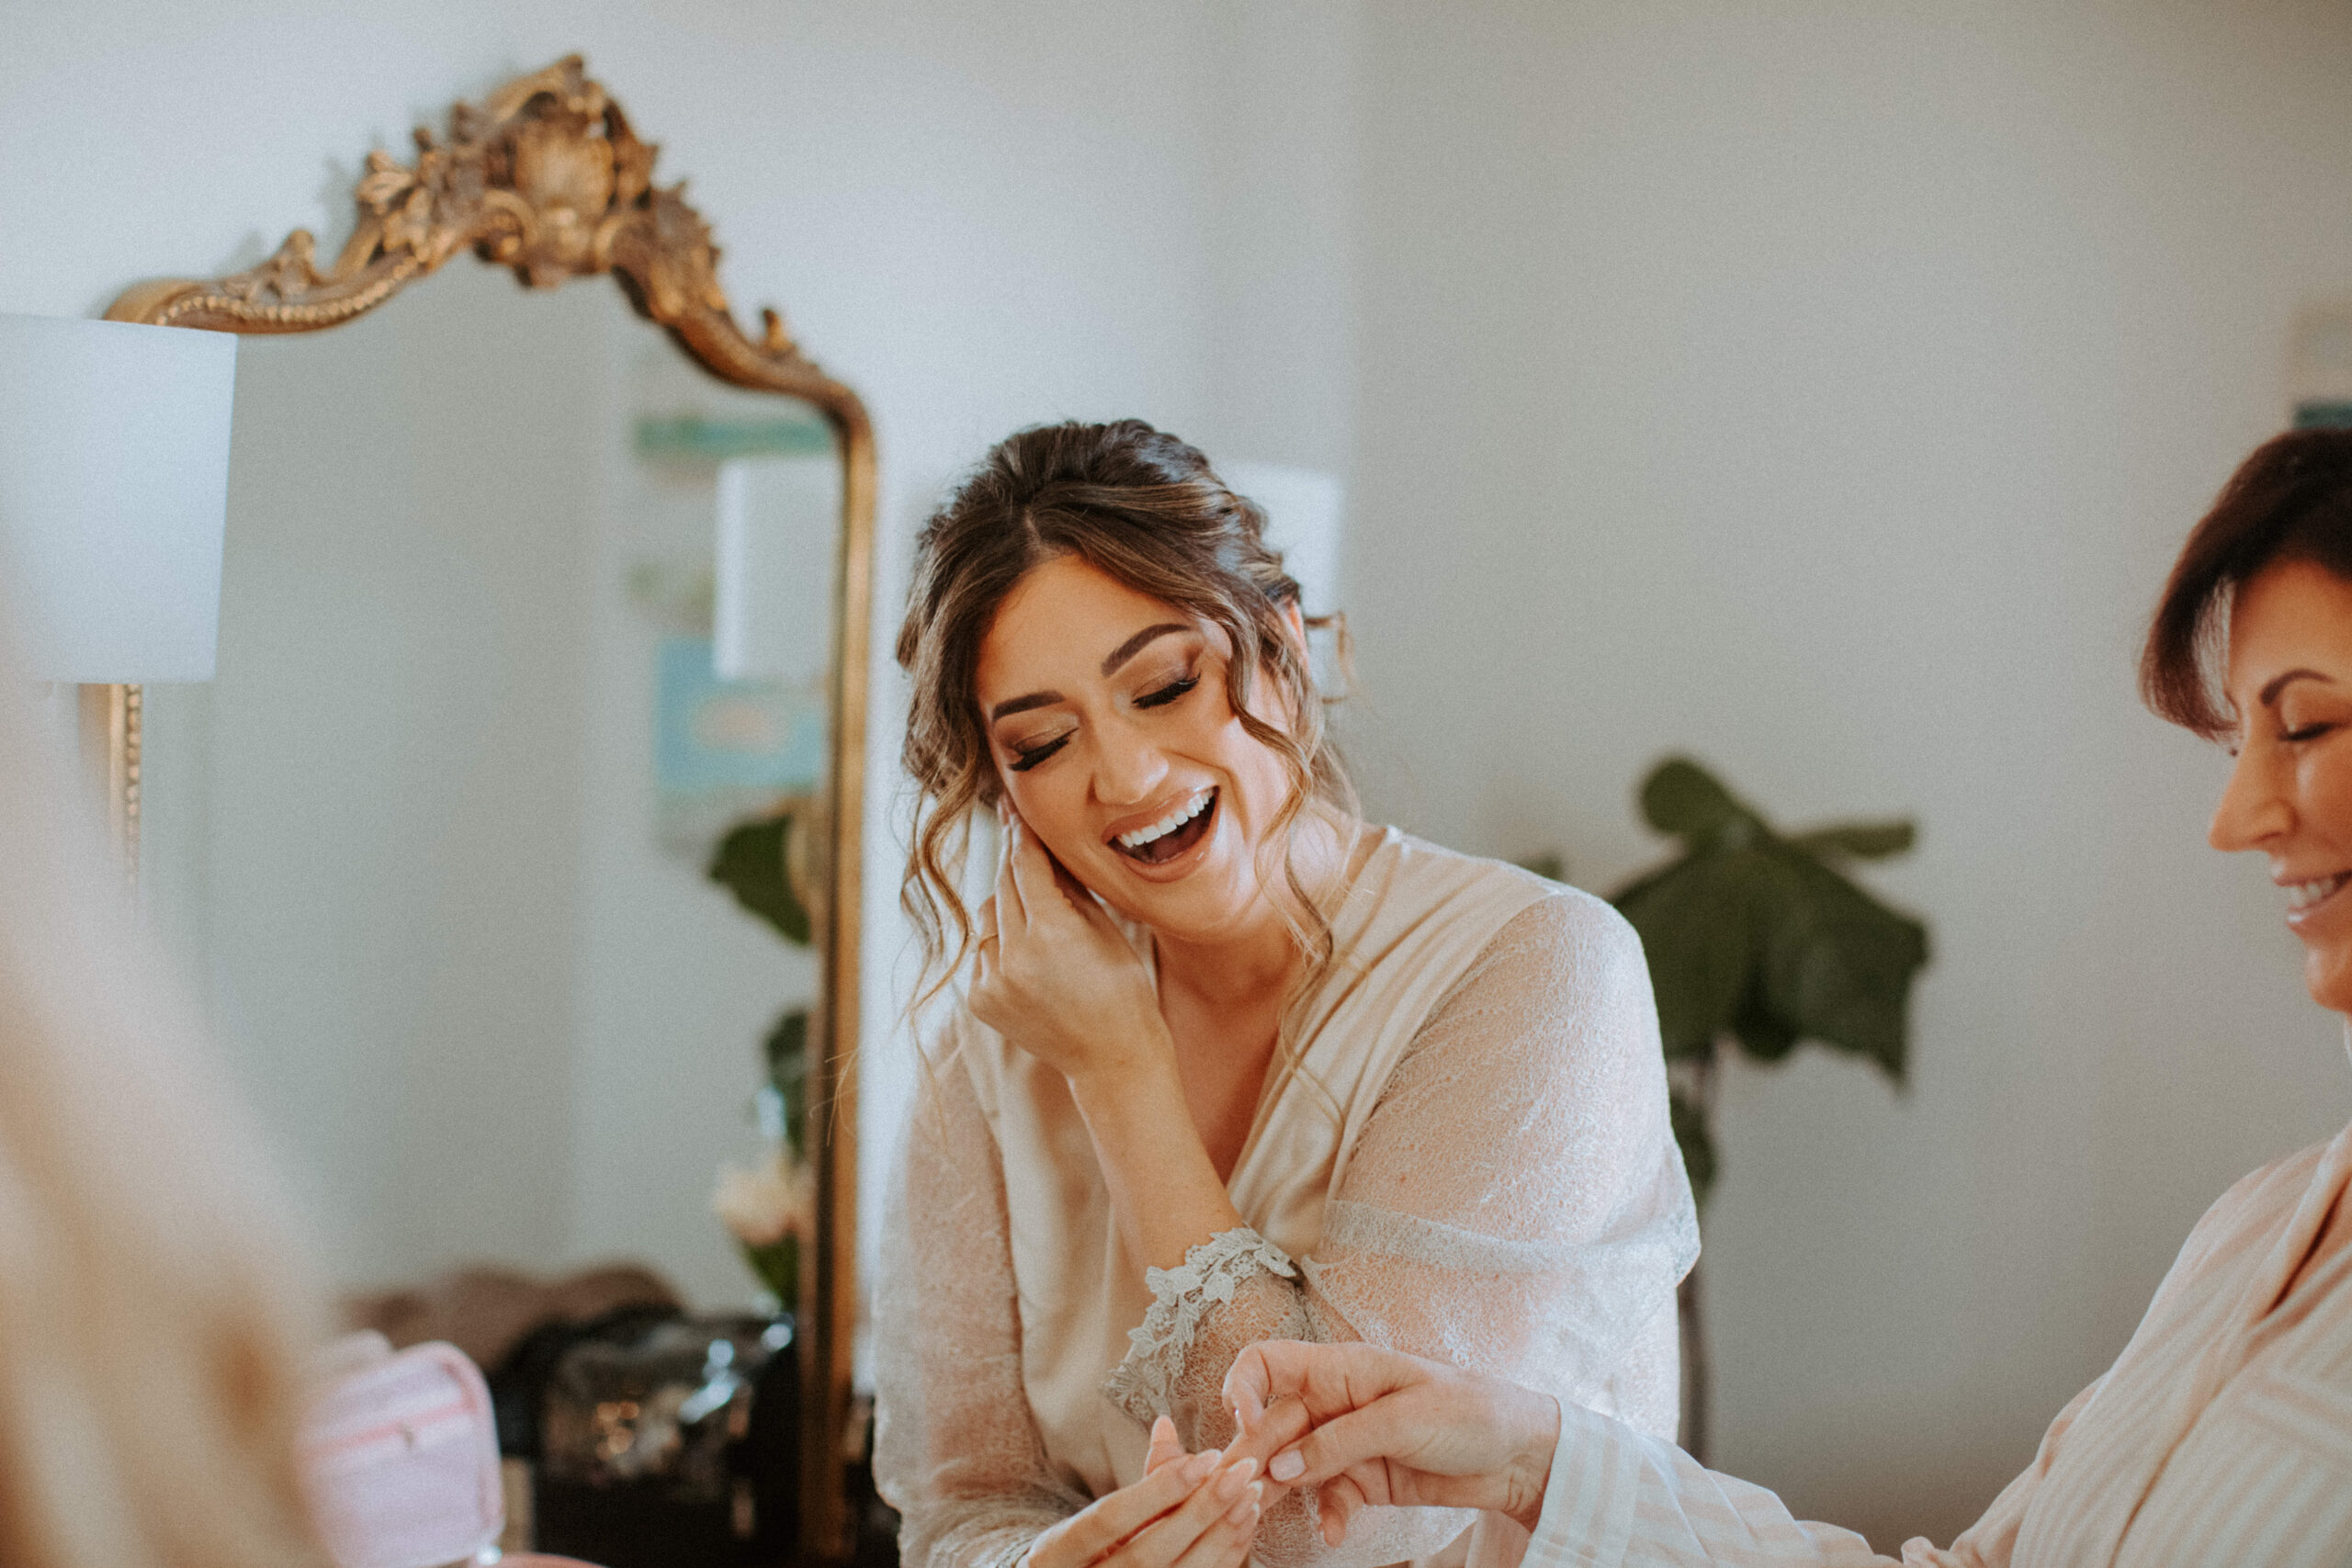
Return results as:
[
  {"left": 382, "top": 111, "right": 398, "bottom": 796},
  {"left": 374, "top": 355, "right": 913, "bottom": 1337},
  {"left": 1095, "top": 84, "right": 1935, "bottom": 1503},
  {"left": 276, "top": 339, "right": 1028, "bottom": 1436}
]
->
[{"left": 140, "top": 261, "right": 842, "bottom": 1308}]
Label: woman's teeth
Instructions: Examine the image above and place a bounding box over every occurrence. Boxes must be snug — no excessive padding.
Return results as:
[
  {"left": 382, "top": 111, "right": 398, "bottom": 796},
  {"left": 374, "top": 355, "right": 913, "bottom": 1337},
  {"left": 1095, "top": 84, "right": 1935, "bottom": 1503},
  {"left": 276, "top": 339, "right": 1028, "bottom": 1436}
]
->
[
  {"left": 1116, "top": 788, "right": 1214, "bottom": 852},
  {"left": 2288, "top": 872, "right": 2351, "bottom": 911}
]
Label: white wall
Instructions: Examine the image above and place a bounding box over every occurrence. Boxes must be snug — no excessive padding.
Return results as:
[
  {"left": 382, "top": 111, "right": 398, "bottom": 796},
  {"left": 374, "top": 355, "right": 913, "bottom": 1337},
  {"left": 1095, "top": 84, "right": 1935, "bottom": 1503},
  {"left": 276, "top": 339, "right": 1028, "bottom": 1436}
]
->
[
  {"left": 17, "top": 0, "right": 2352, "bottom": 1549},
  {"left": 1347, "top": 0, "right": 2352, "bottom": 1545}
]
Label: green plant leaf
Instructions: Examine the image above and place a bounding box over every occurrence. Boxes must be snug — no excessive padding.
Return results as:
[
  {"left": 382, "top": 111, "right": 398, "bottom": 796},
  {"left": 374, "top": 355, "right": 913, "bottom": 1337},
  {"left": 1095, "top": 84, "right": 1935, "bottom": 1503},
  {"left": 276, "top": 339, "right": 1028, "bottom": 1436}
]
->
[
  {"left": 764, "top": 1008, "right": 810, "bottom": 1164},
  {"left": 708, "top": 814, "right": 812, "bottom": 946},
  {"left": 741, "top": 1234, "right": 798, "bottom": 1310},
  {"left": 1743, "top": 844, "right": 1927, "bottom": 1082},
  {"left": 1669, "top": 1086, "right": 1717, "bottom": 1211},
  {"left": 1788, "top": 820, "right": 1916, "bottom": 861},
  {"left": 1639, "top": 758, "right": 1752, "bottom": 842},
  {"left": 1612, "top": 759, "right": 1927, "bottom": 1088},
  {"left": 1613, "top": 852, "right": 1758, "bottom": 1057},
  {"left": 1515, "top": 851, "right": 1567, "bottom": 882}
]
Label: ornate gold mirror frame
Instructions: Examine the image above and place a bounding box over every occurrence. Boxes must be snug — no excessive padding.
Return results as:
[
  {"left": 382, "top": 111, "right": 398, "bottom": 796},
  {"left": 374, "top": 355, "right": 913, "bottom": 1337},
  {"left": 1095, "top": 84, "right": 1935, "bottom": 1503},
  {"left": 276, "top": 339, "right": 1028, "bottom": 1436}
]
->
[{"left": 99, "top": 55, "right": 874, "bottom": 1562}]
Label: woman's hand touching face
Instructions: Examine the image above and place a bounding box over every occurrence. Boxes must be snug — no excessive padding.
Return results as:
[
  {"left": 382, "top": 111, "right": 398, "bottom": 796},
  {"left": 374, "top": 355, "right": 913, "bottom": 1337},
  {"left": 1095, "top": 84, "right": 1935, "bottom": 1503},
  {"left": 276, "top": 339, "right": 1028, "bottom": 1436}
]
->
[
  {"left": 2210, "top": 558, "right": 2352, "bottom": 1013},
  {"left": 970, "top": 811, "right": 1173, "bottom": 1089}
]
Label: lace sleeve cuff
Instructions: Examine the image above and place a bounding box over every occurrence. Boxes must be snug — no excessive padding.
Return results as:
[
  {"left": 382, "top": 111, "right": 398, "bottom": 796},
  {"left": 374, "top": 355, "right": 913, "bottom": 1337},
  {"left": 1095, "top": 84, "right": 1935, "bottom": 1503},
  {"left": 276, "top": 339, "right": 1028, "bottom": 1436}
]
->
[{"left": 1102, "top": 1227, "right": 1299, "bottom": 1422}]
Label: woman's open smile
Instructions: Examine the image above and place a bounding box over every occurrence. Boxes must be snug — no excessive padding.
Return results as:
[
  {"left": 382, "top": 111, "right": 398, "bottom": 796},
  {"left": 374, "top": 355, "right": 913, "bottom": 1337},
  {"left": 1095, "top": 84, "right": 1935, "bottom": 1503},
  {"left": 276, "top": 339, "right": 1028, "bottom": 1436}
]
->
[
  {"left": 1110, "top": 786, "right": 1218, "bottom": 869},
  {"left": 2284, "top": 869, "right": 2352, "bottom": 927}
]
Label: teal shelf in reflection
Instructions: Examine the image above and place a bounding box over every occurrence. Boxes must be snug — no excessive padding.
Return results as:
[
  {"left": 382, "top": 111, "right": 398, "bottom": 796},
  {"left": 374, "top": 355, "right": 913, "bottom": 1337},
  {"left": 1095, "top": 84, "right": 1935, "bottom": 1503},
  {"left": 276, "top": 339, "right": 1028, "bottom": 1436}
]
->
[{"left": 634, "top": 415, "right": 835, "bottom": 460}]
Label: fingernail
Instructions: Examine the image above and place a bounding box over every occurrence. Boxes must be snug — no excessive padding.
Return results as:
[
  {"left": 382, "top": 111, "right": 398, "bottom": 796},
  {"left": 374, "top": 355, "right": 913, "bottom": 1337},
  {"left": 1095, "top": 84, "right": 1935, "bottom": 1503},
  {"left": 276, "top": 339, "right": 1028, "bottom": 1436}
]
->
[
  {"left": 1183, "top": 1451, "right": 1218, "bottom": 1482},
  {"left": 1227, "top": 1496, "right": 1260, "bottom": 1527},
  {"left": 1216, "top": 1457, "right": 1258, "bottom": 1499},
  {"left": 1269, "top": 1451, "right": 1305, "bottom": 1483}
]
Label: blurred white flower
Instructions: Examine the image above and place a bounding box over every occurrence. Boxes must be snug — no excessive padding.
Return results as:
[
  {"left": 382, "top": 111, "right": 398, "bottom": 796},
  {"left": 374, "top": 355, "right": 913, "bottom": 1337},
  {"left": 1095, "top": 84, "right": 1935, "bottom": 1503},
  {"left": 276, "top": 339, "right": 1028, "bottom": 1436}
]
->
[{"left": 712, "top": 1149, "right": 814, "bottom": 1247}]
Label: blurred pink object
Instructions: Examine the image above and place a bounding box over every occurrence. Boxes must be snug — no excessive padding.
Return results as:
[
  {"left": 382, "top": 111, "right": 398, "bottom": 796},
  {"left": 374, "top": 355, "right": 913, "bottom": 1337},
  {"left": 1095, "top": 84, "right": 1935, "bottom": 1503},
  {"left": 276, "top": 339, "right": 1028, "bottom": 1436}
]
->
[{"left": 298, "top": 1330, "right": 607, "bottom": 1568}]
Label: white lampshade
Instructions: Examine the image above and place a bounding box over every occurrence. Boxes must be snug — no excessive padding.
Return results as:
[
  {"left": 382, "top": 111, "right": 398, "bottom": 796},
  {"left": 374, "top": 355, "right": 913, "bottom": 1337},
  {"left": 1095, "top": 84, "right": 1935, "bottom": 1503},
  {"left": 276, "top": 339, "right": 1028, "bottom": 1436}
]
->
[
  {"left": 1220, "top": 460, "right": 1345, "bottom": 615},
  {"left": 715, "top": 453, "right": 840, "bottom": 686},
  {"left": 0, "top": 313, "right": 236, "bottom": 682}
]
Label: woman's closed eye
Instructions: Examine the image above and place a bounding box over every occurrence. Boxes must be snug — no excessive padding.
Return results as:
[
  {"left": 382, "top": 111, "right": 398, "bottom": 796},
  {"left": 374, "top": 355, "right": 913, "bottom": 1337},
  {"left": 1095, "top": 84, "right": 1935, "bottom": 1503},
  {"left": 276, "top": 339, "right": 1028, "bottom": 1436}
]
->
[
  {"left": 1134, "top": 673, "right": 1200, "bottom": 710},
  {"left": 1008, "top": 732, "right": 1072, "bottom": 773},
  {"left": 1001, "top": 671, "right": 1200, "bottom": 772}
]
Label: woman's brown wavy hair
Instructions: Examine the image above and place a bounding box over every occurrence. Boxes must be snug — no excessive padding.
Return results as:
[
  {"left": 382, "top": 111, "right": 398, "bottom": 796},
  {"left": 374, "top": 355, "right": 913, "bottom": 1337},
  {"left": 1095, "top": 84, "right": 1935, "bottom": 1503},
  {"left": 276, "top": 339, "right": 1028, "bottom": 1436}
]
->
[{"left": 895, "top": 419, "right": 1355, "bottom": 1010}]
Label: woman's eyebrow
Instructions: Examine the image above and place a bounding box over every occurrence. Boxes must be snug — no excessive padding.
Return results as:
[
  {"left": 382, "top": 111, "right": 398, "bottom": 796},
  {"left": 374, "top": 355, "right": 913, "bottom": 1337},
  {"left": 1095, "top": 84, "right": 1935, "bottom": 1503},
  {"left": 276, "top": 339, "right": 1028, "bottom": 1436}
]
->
[
  {"left": 2259, "top": 668, "right": 2333, "bottom": 706},
  {"left": 985, "top": 625, "right": 1192, "bottom": 721},
  {"left": 989, "top": 691, "right": 1063, "bottom": 723},
  {"left": 1101, "top": 623, "right": 1190, "bottom": 677}
]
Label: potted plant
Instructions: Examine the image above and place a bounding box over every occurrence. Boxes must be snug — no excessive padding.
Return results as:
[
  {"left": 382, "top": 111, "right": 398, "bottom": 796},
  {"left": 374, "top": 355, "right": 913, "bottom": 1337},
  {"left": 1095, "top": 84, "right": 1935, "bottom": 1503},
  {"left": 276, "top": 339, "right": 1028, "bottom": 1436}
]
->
[{"left": 1605, "top": 758, "right": 1930, "bottom": 1459}]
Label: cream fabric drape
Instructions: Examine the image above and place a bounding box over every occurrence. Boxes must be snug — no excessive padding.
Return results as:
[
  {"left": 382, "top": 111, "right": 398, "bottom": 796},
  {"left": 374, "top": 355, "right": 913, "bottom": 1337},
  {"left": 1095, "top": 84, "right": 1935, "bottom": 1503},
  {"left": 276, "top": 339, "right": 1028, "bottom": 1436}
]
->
[
  {"left": 1528, "top": 1117, "right": 2352, "bottom": 1567},
  {"left": 876, "top": 829, "right": 1699, "bottom": 1568}
]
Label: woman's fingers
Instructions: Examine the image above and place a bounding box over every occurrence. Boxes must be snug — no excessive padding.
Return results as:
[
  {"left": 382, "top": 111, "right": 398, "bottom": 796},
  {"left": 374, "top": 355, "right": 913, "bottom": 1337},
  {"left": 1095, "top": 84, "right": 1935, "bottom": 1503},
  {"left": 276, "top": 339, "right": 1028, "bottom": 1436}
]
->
[
  {"left": 1222, "top": 1393, "right": 1311, "bottom": 1478},
  {"left": 1144, "top": 1415, "right": 1184, "bottom": 1475},
  {"left": 1114, "top": 1457, "right": 1262, "bottom": 1568},
  {"left": 1225, "top": 1341, "right": 1421, "bottom": 1445},
  {"left": 1162, "top": 1472, "right": 1263, "bottom": 1568},
  {"left": 997, "top": 821, "right": 1029, "bottom": 931},
  {"left": 1317, "top": 1472, "right": 1372, "bottom": 1547},
  {"left": 1265, "top": 1404, "right": 1419, "bottom": 1492},
  {"left": 1005, "top": 812, "right": 1064, "bottom": 922},
  {"left": 1041, "top": 1449, "right": 1220, "bottom": 1567}
]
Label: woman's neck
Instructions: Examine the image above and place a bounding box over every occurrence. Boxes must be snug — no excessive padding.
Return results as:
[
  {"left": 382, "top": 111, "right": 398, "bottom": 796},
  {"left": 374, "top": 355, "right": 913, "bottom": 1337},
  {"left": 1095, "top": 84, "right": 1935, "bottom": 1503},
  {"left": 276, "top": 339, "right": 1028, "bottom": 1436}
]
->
[{"left": 1151, "top": 809, "right": 1370, "bottom": 1012}]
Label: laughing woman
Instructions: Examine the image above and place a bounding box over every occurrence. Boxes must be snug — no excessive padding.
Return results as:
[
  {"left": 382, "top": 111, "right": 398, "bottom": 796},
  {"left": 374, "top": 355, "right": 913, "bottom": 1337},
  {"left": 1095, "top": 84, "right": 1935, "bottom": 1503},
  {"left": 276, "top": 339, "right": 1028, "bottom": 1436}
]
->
[{"left": 873, "top": 421, "right": 1698, "bottom": 1568}]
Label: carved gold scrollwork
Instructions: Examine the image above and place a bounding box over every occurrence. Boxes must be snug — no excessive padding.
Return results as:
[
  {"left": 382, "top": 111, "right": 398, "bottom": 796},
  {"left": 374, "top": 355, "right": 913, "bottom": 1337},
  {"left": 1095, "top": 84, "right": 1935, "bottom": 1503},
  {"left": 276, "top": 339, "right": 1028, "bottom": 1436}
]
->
[{"left": 106, "top": 56, "right": 815, "bottom": 384}]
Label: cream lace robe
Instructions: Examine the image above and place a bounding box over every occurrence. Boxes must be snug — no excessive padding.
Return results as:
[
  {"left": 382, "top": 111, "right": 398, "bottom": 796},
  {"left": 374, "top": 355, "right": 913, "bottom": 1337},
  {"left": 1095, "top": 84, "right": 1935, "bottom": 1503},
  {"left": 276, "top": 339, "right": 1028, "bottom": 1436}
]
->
[{"left": 875, "top": 829, "right": 1701, "bottom": 1568}]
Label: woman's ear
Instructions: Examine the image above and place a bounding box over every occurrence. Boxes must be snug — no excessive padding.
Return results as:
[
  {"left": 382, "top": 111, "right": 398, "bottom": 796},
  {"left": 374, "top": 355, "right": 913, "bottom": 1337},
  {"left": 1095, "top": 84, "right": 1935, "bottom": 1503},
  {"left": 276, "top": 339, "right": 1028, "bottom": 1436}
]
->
[{"left": 1282, "top": 599, "right": 1309, "bottom": 663}]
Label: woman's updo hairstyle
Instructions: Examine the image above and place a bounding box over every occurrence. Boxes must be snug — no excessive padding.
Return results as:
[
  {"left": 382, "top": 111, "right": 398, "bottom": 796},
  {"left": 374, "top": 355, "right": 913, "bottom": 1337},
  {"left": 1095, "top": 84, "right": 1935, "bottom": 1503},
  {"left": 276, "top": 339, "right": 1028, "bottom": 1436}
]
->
[
  {"left": 2143, "top": 427, "right": 2352, "bottom": 738},
  {"left": 896, "top": 419, "right": 1353, "bottom": 998}
]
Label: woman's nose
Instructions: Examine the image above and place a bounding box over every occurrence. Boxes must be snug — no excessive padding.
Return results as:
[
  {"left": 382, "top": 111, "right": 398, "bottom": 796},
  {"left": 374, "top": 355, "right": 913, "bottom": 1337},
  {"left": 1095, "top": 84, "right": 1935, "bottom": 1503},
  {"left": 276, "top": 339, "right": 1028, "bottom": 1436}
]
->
[
  {"left": 1091, "top": 720, "right": 1170, "bottom": 807},
  {"left": 2209, "top": 742, "right": 2294, "bottom": 853}
]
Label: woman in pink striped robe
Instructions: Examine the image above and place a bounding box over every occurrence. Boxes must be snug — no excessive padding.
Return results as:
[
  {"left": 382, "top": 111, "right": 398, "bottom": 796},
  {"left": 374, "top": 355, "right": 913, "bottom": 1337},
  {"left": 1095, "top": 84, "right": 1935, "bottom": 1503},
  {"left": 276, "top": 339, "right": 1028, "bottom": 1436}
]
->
[{"left": 1216, "top": 429, "right": 2352, "bottom": 1566}]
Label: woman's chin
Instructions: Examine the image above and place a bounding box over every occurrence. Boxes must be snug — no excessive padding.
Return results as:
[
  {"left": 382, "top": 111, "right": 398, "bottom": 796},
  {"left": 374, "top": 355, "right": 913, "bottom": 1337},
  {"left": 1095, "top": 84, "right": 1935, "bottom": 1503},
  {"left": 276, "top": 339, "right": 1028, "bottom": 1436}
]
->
[
  {"left": 2303, "top": 943, "right": 2352, "bottom": 1017},
  {"left": 1104, "top": 846, "right": 1254, "bottom": 936}
]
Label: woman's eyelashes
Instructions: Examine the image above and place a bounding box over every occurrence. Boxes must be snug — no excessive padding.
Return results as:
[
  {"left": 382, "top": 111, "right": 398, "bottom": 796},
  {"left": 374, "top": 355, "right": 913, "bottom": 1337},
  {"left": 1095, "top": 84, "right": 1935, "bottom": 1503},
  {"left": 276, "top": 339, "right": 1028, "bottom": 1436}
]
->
[
  {"left": 999, "top": 671, "right": 1202, "bottom": 773},
  {"left": 1134, "top": 672, "right": 1200, "bottom": 709},
  {"left": 1008, "top": 732, "right": 1070, "bottom": 773}
]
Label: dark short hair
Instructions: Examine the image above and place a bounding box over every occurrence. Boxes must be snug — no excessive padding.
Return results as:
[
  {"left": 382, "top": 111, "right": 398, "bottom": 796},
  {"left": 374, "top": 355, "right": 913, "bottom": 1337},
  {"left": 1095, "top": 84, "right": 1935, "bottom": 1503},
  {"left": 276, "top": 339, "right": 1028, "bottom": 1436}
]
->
[{"left": 2142, "top": 428, "right": 2352, "bottom": 738}]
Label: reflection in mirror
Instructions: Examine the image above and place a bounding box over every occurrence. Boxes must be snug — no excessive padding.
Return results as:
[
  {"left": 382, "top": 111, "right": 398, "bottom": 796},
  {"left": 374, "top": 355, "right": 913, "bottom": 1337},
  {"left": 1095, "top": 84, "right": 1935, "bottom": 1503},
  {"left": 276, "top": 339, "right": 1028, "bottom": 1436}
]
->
[{"left": 139, "top": 260, "right": 841, "bottom": 1310}]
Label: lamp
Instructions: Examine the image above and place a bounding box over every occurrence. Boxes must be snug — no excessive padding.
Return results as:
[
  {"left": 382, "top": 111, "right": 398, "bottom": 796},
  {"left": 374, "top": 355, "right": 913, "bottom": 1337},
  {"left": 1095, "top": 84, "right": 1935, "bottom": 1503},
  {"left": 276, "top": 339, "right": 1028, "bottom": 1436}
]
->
[
  {"left": 1219, "top": 460, "right": 1345, "bottom": 616},
  {"left": 714, "top": 453, "right": 840, "bottom": 687},
  {"left": 0, "top": 312, "right": 237, "bottom": 873}
]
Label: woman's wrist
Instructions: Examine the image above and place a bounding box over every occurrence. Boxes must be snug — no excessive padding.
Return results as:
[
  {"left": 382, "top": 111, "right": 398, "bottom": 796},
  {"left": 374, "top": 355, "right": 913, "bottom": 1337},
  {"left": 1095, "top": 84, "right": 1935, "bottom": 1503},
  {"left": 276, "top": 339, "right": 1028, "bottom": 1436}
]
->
[
  {"left": 1500, "top": 1389, "right": 1562, "bottom": 1533},
  {"left": 1067, "top": 1051, "right": 1243, "bottom": 1268},
  {"left": 1063, "top": 1027, "right": 1182, "bottom": 1111}
]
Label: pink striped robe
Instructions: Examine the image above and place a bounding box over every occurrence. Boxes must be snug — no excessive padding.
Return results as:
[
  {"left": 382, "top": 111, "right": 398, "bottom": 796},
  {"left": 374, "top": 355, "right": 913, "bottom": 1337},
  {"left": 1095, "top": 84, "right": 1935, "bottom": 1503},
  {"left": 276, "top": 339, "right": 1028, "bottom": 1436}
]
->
[{"left": 1527, "top": 1118, "right": 2352, "bottom": 1566}]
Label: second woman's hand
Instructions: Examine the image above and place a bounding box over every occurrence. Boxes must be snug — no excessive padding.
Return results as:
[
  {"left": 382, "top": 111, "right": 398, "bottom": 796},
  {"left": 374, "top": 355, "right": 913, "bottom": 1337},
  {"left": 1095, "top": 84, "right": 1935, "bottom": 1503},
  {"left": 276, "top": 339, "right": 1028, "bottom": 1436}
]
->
[{"left": 971, "top": 813, "right": 1174, "bottom": 1090}]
